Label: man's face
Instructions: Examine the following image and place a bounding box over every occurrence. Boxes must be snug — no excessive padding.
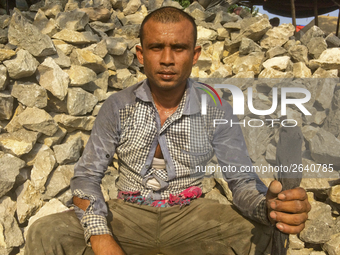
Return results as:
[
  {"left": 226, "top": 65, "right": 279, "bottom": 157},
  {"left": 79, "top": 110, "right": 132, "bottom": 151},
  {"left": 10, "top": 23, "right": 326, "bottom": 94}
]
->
[{"left": 136, "top": 18, "right": 201, "bottom": 91}]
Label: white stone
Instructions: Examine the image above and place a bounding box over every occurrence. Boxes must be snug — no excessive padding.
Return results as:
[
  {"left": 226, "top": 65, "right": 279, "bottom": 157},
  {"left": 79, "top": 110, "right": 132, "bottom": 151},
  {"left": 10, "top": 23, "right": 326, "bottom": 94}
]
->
[
  {"left": 25, "top": 199, "right": 68, "bottom": 237},
  {"left": 31, "top": 147, "right": 56, "bottom": 192},
  {"left": 36, "top": 57, "right": 70, "bottom": 101},
  {"left": 262, "top": 56, "right": 291, "bottom": 71}
]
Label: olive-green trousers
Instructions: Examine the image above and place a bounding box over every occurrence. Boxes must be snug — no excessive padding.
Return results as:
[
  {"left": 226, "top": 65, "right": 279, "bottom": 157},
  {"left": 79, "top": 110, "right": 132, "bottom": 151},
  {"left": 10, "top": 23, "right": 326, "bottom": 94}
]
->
[{"left": 25, "top": 198, "right": 273, "bottom": 255}]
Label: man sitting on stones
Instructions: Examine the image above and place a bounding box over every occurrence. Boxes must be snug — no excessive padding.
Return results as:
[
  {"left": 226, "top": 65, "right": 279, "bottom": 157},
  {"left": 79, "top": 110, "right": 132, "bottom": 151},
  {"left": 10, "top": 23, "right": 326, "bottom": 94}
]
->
[{"left": 25, "top": 6, "right": 311, "bottom": 255}]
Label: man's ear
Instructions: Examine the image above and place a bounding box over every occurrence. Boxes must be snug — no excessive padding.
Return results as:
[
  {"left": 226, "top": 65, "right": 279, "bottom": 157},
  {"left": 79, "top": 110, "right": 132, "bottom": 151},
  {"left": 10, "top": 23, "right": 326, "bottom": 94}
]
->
[
  {"left": 136, "top": 45, "right": 144, "bottom": 65},
  {"left": 192, "top": 46, "right": 201, "bottom": 65}
]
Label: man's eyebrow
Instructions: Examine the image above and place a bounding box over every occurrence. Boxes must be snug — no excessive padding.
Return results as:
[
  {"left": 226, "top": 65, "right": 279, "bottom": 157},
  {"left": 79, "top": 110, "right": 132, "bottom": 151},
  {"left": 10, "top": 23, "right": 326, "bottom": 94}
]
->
[
  {"left": 148, "top": 43, "right": 165, "bottom": 48},
  {"left": 171, "top": 43, "right": 190, "bottom": 48}
]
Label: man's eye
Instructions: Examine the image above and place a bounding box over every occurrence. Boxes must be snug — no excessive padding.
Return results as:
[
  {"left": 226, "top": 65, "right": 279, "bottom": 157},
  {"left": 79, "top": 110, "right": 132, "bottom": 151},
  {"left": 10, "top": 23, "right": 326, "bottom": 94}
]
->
[
  {"left": 151, "top": 46, "right": 162, "bottom": 51},
  {"left": 173, "top": 47, "right": 184, "bottom": 52}
]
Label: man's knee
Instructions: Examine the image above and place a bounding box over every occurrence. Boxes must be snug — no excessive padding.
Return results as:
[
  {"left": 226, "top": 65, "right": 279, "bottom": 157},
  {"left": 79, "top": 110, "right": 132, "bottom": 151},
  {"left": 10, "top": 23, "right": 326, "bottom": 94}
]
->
[{"left": 25, "top": 211, "right": 86, "bottom": 255}]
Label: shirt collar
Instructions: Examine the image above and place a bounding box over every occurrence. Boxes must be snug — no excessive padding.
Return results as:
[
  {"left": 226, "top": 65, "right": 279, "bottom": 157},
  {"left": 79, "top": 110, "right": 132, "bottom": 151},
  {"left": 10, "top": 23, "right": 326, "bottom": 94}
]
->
[{"left": 134, "top": 78, "right": 201, "bottom": 115}]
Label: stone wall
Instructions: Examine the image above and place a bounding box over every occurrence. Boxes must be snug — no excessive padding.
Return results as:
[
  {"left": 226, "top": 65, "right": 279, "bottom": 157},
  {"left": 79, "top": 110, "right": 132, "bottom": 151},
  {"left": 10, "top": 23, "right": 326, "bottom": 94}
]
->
[{"left": 0, "top": 0, "right": 340, "bottom": 254}]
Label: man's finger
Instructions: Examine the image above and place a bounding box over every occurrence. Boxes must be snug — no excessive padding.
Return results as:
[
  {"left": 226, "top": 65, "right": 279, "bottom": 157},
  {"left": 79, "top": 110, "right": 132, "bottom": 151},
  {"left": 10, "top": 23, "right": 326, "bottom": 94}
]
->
[
  {"left": 269, "top": 211, "right": 308, "bottom": 226},
  {"left": 275, "top": 222, "right": 305, "bottom": 235},
  {"left": 277, "top": 187, "right": 308, "bottom": 201},
  {"left": 270, "top": 200, "right": 311, "bottom": 214},
  {"left": 266, "top": 180, "right": 282, "bottom": 201}
]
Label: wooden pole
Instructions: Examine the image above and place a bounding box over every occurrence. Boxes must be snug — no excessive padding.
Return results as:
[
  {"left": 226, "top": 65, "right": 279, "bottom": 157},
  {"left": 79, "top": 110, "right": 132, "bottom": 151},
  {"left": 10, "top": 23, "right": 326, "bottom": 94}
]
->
[
  {"left": 6, "top": 0, "right": 9, "bottom": 14},
  {"left": 290, "top": 0, "right": 296, "bottom": 27},
  {"left": 337, "top": 7, "right": 340, "bottom": 36},
  {"left": 314, "top": 0, "right": 319, "bottom": 26}
]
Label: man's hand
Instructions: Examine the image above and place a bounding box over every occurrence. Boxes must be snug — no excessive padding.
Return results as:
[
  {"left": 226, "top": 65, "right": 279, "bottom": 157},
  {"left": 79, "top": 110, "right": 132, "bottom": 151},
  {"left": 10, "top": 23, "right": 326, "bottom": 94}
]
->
[
  {"left": 266, "top": 180, "right": 311, "bottom": 234},
  {"left": 90, "top": 234, "right": 125, "bottom": 255}
]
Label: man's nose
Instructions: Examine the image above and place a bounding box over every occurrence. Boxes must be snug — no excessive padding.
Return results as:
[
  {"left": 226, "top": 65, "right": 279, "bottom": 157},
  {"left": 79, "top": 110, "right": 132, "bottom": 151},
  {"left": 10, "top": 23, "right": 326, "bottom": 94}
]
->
[{"left": 160, "top": 47, "right": 174, "bottom": 66}]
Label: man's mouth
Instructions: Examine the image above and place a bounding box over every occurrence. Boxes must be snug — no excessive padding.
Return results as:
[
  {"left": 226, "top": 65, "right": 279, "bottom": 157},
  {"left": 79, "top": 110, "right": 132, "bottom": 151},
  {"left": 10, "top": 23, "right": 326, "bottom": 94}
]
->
[{"left": 158, "top": 71, "right": 176, "bottom": 80}]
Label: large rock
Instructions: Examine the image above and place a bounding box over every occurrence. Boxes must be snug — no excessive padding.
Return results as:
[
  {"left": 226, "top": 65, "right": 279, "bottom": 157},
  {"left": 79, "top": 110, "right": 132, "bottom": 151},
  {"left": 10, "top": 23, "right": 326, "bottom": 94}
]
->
[
  {"left": 67, "top": 88, "right": 98, "bottom": 115},
  {"left": 16, "top": 107, "right": 58, "bottom": 136},
  {"left": 3, "top": 49, "right": 39, "bottom": 79},
  {"left": 288, "top": 45, "right": 308, "bottom": 64},
  {"left": 238, "top": 17, "right": 271, "bottom": 42},
  {"left": 0, "top": 153, "right": 25, "bottom": 199},
  {"left": 300, "top": 219, "right": 334, "bottom": 244},
  {"left": 30, "top": 147, "right": 56, "bottom": 191},
  {"left": 114, "top": 24, "right": 140, "bottom": 39},
  {"left": 52, "top": 29, "right": 99, "bottom": 44},
  {"left": 262, "top": 56, "right": 291, "bottom": 71},
  {"left": 54, "top": 114, "right": 96, "bottom": 131},
  {"left": 0, "top": 129, "right": 40, "bottom": 157},
  {"left": 70, "top": 48, "right": 106, "bottom": 73},
  {"left": 0, "top": 49, "right": 15, "bottom": 62},
  {"left": 324, "top": 109, "right": 340, "bottom": 138},
  {"left": 239, "top": 37, "right": 262, "bottom": 55},
  {"left": 329, "top": 185, "right": 340, "bottom": 204},
  {"left": 37, "top": 126, "right": 67, "bottom": 147},
  {"left": 80, "top": 7, "right": 111, "bottom": 21},
  {"left": 106, "top": 37, "right": 128, "bottom": 55},
  {"left": 0, "top": 92, "right": 13, "bottom": 120},
  {"left": 0, "top": 65, "right": 8, "bottom": 91},
  {"left": 33, "top": 9, "right": 58, "bottom": 37},
  {"left": 20, "top": 143, "right": 50, "bottom": 167},
  {"left": 260, "top": 23, "right": 295, "bottom": 49},
  {"left": 325, "top": 33, "right": 340, "bottom": 48},
  {"left": 15, "top": 180, "right": 43, "bottom": 223},
  {"left": 307, "top": 37, "right": 327, "bottom": 59},
  {"left": 0, "top": 197, "right": 16, "bottom": 217},
  {"left": 310, "top": 48, "right": 340, "bottom": 70},
  {"left": 300, "top": 25, "right": 325, "bottom": 46},
  {"left": 55, "top": 9, "right": 89, "bottom": 31},
  {"left": 232, "top": 52, "right": 265, "bottom": 75},
  {"left": 43, "top": 165, "right": 74, "bottom": 200},
  {"left": 197, "top": 26, "right": 217, "bottom": 41},
  {"left": 113, "top": 50, "right": 134, "bottom": 69},
  {"left": 293, "top": 62, "right": 312, "bottom": 78},
  {"left": 11, "top": 82, "right": 48, "bottom": 108},
  {"left": 36, "top": 57, "right": 70, "bottom": 101},
  {"left": 110, "top": 68, "right": 137, "bottom": 89},
  {"left": 123, "top": 0, "right": 142, "bottom": 15},
  {"left": 213, "top": 10, "right": 238, "bottom": 25},
  {"left": 0, "top": 214, "right": 24, "bottom": 250},
  {"left": 266, "top": 46, "right": 287, "bottom": 59},
  {"left": 53, "top": 39, "right": 75, "bottom": 56},
  {"left": 25, "top": 198, "right": 68, "bottom": 237},
  {"left": 323, "top": 233, "right": 340, "bottom": 255},
  {"left": 120, "top": 12, "right": 144, "bottom": 26},
  {"left": 314, "top": 79, "right": 336, "bottom": 110},
  {"left": 84, "top": 40, "right": 108, "bottom": 59},
  {"left": 53, "top": 136, "right": 82, "bottom": 164},
  {"left": 65, "top": 65, "right": 97, "bottom": 86},
  {"left": 309, "top": 129, "right": 340, "bottom": 167},
  {"left": 50, "top": 47, "right": 71, "bottom": 68},
  {"left": 8, "top": 9, "right": 56, "bottom": 57},
  {"left": 89, "top": 20, "right": 115, "bottom": 34}
]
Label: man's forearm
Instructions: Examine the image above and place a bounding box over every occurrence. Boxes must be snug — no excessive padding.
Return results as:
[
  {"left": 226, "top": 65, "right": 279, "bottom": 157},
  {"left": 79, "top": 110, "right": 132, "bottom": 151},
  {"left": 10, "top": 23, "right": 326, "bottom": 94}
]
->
[{"left": 73, "top": 196, "right": 90, "bottom": 211}]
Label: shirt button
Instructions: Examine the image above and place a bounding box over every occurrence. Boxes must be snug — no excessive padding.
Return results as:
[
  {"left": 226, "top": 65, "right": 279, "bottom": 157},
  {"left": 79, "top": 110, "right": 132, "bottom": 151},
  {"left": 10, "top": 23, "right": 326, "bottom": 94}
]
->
[
  {"left": 106, "top": 154, "right": 110, "bottom": 158},
  {"left": 83, "top": 223, "right": 87, "bottom": 228}
]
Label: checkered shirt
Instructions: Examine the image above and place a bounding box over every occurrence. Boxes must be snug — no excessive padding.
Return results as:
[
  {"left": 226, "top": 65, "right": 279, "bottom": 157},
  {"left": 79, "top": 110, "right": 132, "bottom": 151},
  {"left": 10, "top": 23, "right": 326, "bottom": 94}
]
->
[{"left": 71, "top": 78, "right": 270, "bottom": 245}]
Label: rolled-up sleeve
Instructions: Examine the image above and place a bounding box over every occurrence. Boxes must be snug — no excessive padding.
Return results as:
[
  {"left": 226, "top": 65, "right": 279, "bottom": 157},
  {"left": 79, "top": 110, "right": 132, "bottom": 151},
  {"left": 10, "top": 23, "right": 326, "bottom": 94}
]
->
[
  {"left": 70, "top": 96, "right": 120, "bottom": 244},
  {"left": 212, "top": 102, "right": 270, "bottom": 225}
]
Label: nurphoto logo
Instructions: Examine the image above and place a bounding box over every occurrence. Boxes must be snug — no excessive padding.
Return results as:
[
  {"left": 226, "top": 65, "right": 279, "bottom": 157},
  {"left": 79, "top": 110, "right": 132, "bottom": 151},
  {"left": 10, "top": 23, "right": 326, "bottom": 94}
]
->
[{"left": 199, "top": 83, "right": 312, "bottom": 128}]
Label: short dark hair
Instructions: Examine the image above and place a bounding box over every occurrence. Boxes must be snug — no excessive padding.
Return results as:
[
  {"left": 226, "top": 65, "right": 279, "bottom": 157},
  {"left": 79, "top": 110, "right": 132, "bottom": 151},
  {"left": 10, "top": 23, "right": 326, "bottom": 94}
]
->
[{"left": 139, "top": 6, "right": 197, "bottom": 46}]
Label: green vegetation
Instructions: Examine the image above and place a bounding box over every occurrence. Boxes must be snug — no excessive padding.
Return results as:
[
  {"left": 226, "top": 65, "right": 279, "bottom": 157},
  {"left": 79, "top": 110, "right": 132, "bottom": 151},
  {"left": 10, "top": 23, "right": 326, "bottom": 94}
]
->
[{"left": 173, "top": 0, "right": 191, "bottom": 8}]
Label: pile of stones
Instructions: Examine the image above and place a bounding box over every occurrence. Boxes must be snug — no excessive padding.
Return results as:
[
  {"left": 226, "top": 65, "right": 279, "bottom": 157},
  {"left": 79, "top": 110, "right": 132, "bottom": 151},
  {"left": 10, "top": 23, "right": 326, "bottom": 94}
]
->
[{"left": 0, "top": 0, "right": 339, "bottom": 254}]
